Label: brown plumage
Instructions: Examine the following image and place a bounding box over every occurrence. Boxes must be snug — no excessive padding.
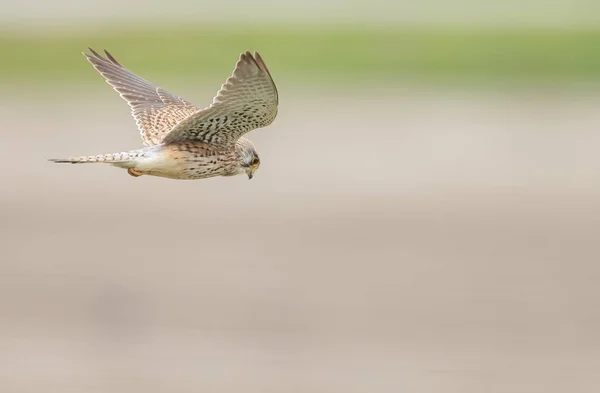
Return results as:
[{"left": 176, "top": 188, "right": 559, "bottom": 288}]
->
[{"left": 49, "top": 48, "right": 279, "bottom": 180}]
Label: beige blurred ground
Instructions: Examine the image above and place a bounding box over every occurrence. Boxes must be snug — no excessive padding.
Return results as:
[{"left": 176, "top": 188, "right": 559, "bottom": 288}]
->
[{"left": 1, "top": 85, "right": 600, "bottom": 392}]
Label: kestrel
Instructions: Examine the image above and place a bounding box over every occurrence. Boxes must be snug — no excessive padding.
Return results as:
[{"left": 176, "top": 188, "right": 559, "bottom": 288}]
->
[{"left": 50, "top": 48, "right": 278, "bottom": 180}]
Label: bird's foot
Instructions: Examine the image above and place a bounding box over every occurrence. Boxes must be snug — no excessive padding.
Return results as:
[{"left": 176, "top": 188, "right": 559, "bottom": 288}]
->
[{"left": 127, "top": 168, "right": 143, "bottom": 177}]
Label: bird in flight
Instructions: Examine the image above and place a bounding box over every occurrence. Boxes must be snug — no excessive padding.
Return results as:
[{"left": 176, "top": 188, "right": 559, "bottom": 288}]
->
[{"left": 50, "top": 48, "right": 278, "bottom": 180}]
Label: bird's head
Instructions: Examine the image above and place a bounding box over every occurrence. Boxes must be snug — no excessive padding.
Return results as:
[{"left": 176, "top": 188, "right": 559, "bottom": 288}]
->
[{"left": 236, "top": 138, "right": 261, "bottom": 179}]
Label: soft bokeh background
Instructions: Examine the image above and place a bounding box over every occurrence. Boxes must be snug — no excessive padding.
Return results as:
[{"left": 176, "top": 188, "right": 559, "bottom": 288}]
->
[{"left": 1, "top": 2, "right": 600, "bottom": 392}]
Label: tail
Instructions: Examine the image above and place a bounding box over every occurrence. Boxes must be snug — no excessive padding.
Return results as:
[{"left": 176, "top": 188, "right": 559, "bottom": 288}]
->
[{"left": 48, "top": 151, "right": 144, "bottom": 166}]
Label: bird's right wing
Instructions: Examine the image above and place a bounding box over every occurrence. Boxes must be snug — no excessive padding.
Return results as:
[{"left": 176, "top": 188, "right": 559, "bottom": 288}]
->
[{"left": 85, "top": 48, "right": 199, "bottom": 146}]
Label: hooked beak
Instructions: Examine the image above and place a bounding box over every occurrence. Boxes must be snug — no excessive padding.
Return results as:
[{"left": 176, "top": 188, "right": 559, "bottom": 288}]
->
[{"left": 246, "top": 168, "right": 256, "bottom": 180}]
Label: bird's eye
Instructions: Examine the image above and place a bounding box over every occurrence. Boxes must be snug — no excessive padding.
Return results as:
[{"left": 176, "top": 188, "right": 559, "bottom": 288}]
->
[{"left": 251, "top": 158, "right": 260, "bottom": 167}]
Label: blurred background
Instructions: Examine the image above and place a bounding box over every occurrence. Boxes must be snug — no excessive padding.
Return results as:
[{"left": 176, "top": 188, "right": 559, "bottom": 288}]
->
[{"left": 1, "top": 1, "right": 600, "bottom": 392}]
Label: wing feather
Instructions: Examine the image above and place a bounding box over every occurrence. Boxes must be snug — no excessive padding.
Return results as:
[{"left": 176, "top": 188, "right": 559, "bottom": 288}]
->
[
  {"left": 84, "top": 48, "right": 198, "bottom": 146},
  {"left": 161, "top": 51, "right": 278, "bottom": 145}
]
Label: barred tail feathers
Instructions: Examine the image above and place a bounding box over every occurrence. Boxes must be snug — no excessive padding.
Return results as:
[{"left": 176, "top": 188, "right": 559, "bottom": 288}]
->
[{"left": 49, "top": 151, "right": 143, "bottom": 165}]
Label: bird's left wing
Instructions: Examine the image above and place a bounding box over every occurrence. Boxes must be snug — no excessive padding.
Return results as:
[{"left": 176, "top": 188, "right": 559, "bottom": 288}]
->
[
  {"left": 85, "top": 48, "right": 200, "bottom": 146},
  {"left": 161, "top": 51, "right": 278, "bottom": 145}
]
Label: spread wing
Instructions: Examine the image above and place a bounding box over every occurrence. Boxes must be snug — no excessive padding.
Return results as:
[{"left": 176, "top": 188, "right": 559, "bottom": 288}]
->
[
  {"left": 160, "top": 51, "right": 278, "bottom": 145},
  {"left": 85, "top": 48, "right": 199, "bottom": 146}
]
